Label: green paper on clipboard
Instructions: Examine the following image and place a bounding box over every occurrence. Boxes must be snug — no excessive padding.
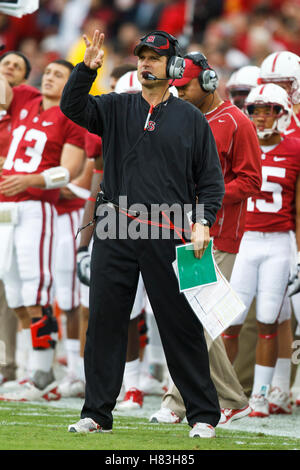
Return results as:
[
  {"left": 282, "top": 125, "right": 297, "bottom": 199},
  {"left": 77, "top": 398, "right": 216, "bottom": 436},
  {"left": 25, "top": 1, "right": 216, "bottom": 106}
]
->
[{"left": 176, "top": 240, "right": 217, "bottom": 292}]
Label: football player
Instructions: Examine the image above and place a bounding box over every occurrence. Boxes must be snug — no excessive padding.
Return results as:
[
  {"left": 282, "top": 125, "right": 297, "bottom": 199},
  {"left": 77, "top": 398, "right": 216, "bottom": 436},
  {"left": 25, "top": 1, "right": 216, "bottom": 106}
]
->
[
  {"left": 226, "top": 65, "right": 260, "bottom": 110},
  {"left": 223, "top": 83, "right": 300, "bottom": 417},
  {"left": 259, "top": 51, "right": 300, "bottom": 138},
  {"left": 0, "top": 51, "right": 36, "bottom": 166},
  {"left": 0, "top": 51, "right": 40, "bottom": 385},
  {"left": 0, "top": 59, "right": 86, "bottom": 401},
  {"left": 54, "top": 153, "right": 94, "bottom": 398},
  {"left": 56, "top": 131, "right": 100, "bottom": 399},
  {"left": 237, "top": 51, "right": 300, "bottom": 412}
]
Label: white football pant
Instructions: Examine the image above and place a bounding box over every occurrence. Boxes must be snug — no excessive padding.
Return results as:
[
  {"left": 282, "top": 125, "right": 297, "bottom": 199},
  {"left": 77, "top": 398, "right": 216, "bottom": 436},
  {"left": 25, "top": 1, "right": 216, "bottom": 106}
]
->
[
  {"left": 54, "top": 209, "right": 83, "bottom": 311},
  {"left": 0, "top": 200, "right": 57, "bottom": 309},
  {"left": 230, "top": 231, "right": 291, "bottom": 325}
]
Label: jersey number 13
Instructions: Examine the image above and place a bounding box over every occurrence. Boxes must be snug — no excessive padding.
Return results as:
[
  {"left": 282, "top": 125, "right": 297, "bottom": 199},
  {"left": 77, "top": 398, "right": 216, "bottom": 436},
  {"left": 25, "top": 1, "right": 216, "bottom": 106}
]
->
[{"left": 4, "top": 125, "right": 47, "bottom": 173}]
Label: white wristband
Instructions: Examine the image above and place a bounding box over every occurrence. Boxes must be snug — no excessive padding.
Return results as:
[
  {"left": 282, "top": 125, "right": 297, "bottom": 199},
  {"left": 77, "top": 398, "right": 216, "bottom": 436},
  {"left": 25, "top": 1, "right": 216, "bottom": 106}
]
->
[{"left": 42, "top": 166, "right": 70, "bottom": 189}]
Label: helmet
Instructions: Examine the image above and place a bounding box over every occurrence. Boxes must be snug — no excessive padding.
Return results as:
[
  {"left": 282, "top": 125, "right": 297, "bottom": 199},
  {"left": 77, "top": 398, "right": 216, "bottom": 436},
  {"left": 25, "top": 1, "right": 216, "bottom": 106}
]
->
[
  {"left": 226, "top": 65, "right": 260, "bottom": 93},
  {"left": 114, "top": 70, "right": 142, "bottom": 94},
  {"left": 226, "top": 66, "right": 260, "bottom": 109},
  {"left": 245, "top": 83, "right": 293, "bottom": 139},
  {"left": 114, "top": 69, "right": 178, "bottom": 97},
  {"left": 259, "top": 51, "right": 300, "bottom": 104}
]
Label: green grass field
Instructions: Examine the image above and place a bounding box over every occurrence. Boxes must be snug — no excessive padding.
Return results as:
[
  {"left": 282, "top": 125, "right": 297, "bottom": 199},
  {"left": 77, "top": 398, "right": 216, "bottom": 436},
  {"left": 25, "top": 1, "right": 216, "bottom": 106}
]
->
[{"left": 0, "top": 401, "right": 299, "bottom": 451}]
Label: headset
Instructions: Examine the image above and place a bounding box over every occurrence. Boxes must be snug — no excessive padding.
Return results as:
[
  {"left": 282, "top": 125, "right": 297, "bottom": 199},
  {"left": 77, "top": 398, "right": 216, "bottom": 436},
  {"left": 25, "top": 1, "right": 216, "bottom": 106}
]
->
[
  {"left": 185, "top": 51, "right": 219, "bottom": 93},
  {"left": 138, "top": 30, "right": 185, "bottom": 80}
]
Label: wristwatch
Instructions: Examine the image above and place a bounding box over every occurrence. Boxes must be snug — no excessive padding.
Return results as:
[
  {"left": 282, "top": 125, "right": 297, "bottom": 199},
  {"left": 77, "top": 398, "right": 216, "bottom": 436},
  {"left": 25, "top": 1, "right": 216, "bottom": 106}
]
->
[{"left": 198, "top": 218, "right": 211, "bottom": 227}]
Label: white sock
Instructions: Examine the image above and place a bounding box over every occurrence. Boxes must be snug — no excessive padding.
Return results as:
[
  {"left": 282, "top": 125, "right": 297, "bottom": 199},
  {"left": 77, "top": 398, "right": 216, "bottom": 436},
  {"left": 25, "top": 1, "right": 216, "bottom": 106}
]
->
[
  {"left": 30, "top": 348, "right": 54, "bottom": 373},
  {"left": 17, "top": 329, "right": 33, "bottom": 377},
  {"left": 65, "top": 338, "right": 80, "bottom": 377},
  {"left": 123, "top": 358, "right": 140, "bottom": 391},
  {"left": 252, "top": 364, "right": 274, "bottom": 396},
  {"left": 77, "top": 356, "right": 85, "bottom": 382},
  {"left": 271, "top": 358, "right": 291, "bottom": 394},
  {"left": 139, "top": 345, "right": 150, "bottom": 377}
]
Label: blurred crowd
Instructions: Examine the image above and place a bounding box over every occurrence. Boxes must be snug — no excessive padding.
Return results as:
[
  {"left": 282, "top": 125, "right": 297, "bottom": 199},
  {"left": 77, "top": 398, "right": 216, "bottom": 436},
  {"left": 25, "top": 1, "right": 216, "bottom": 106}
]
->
[{"left": 0, "top": 0, "right": 299, "bottom": 97}]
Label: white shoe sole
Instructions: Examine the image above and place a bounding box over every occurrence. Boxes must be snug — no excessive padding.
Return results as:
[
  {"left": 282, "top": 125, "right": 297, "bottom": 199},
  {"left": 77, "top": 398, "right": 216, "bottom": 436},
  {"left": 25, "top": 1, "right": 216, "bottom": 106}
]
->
[
  {"left": 116, "top": 401, "right": 142, "bottom": 411},
  {"left": 68, "top": 425, "right": 112, "bottom": 434}
]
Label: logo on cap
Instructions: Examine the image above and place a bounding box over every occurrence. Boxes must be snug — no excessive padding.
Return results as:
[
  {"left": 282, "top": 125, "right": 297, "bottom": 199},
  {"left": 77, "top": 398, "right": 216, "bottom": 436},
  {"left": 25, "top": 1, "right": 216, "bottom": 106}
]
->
[{"left": 147, "top": 36, "right": 155, "bottom": 43}]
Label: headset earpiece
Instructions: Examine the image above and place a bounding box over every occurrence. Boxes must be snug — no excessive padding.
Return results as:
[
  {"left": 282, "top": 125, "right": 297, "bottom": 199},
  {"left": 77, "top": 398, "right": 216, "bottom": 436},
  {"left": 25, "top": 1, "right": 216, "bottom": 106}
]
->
[
  {"left": 200, "top": 69, "right": 219, "bottom": 92},
  {"left": 185, "top": 52, "right": 219, "bottom": 93},
  {"left": 167, "top": 56, "right": 185, "bottom": 80}
]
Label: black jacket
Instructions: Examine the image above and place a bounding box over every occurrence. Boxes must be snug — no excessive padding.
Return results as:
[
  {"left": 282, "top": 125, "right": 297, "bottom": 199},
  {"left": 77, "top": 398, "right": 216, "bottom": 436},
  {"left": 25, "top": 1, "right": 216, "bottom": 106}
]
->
[{"left": 60, "top": 62, "right": 224, "bottom": 226}]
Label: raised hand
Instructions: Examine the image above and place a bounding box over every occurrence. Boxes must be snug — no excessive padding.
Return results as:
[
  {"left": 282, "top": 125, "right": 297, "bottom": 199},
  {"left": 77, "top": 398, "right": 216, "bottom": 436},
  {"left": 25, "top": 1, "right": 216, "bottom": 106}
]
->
[{"left": 83, "top": 30, "right": 105, "bottom": 71}]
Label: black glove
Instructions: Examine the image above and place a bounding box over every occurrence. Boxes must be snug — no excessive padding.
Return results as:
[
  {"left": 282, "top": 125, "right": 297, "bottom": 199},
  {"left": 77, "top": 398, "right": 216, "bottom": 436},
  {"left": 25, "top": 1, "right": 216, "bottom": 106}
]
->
[
  {"left": 76, "top": 246, "right": 91, "bottom": 287},
  {"left": 288, "top": 264, "right": 300, "bottom": 297}
]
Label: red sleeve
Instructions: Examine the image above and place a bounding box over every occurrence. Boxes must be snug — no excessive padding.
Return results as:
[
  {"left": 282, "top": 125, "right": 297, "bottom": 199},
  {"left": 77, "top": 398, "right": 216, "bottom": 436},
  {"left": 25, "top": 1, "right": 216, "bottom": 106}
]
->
[
  {"left": 223, "top": 119, "right": 262, "bottom": 204},
  {"left": 85, "top": 131, "right": 102, "bottom": 159},
  {"left": 9, "top": 84, "right": 41, "bottom": 116},
  {"left": 63, "top": 118, "right": 86, "bottom": 150}
]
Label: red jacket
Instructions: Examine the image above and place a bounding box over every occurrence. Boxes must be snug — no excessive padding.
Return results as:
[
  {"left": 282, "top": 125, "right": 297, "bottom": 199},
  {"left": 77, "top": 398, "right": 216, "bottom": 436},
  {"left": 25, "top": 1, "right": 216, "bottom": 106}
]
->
[{"left": 206, "top": 101, "right": 262, "bottom": 253}]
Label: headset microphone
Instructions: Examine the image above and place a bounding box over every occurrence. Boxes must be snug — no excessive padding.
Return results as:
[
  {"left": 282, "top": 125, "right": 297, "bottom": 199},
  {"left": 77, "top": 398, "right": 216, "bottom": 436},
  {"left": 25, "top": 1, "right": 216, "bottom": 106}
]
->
[{"left": 142, "top": 72, "right": 169, "bottom": 81}]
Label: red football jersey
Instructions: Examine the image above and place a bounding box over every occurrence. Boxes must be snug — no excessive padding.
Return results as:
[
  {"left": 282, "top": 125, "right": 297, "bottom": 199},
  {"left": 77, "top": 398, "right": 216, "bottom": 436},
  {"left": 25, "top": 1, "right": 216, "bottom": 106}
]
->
[
  {"left": 0, "top": 111, "right": 12, "bottom": 158},
  {"left": 0, "top": 85, "right": 41, "bottom": 158},
  {"left": 206, "top": 101, "right": 262, "bottom": 253},
  {"left": 85, "top": 131, "right": 102, "bottom": 160},
  {"left": 54, "top": 130, "right": 101, "bottom": 214},
  {"left": 55, "top": 193, "right": 86, "bottom": 215},
  {"left": 0, "top": 94, "right": 86, "bottom": 204},
  {"left": 284, "top": 109, "right": 300, "bottom": 139},
  {"left": 246, "top": 136, "right": 300, "bottom": 232}
]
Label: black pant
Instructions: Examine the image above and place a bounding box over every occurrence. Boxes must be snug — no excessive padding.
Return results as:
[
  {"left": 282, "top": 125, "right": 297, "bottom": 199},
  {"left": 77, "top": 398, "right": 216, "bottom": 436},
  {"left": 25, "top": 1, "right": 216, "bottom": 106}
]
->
[{"left": 81, "top": 209, "right": 220, "bottom": 429}]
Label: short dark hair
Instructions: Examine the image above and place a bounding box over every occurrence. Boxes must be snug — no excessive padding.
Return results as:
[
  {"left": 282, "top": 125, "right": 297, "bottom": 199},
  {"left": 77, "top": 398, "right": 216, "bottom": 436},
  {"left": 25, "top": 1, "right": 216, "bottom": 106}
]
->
[
  {"left": 0, "top": 51, "right": 31, "bottom": 79},
  {"left": 50, "top": 59, "right": 74, "bottom": 75},
  {"left": 110, "top": 63, "right": 137, "bottom": 80}
]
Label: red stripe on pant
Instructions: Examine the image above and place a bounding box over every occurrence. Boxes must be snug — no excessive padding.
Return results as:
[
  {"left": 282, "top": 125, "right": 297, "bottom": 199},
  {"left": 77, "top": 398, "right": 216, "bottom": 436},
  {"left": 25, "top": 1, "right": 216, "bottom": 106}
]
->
[
  {"left": 46, "top": 204, "right": 54, "bottom": 305},
  {"left": 68, "top": 211, "right": 77, "bottom": 309},
  {"left": 36, "top": 201, "right": 46, "bottom": 305}
]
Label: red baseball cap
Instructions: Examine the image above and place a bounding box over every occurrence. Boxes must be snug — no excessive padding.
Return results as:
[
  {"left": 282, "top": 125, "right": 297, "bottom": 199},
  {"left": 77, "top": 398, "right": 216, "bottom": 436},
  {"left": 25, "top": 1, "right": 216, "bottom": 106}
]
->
[{"left": 171, "top": 58, "right": 201, "bottom": 87}]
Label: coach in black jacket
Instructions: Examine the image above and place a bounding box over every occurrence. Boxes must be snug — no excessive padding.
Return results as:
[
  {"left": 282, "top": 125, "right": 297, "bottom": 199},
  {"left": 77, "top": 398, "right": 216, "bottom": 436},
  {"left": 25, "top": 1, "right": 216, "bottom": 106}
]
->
[{"left": 61, "top": 30, "right": 225, "bottom": 438}]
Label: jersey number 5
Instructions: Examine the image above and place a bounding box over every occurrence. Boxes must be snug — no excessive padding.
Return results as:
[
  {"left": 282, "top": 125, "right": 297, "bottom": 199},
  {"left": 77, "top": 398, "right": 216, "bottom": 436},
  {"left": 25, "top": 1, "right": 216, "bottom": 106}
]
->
[
  {"left": 247, "top": 166, "right": 286, "bottom": 213},
  {"left": 4, "top": 125, "right": 47, "bottom": 173}
]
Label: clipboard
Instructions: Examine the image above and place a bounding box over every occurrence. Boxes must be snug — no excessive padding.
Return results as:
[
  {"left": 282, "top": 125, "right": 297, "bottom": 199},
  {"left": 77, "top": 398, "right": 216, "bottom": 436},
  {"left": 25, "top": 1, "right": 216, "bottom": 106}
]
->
[{"left": 175, "top": 240, "right": 217, "bottom": 292}]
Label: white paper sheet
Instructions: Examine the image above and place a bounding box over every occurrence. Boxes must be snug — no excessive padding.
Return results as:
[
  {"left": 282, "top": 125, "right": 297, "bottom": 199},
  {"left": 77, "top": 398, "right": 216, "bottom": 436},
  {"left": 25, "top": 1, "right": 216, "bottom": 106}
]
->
[
  {"left": 173, "top": 260, "right": 246, "bottom": 340},
  {"left": 0, "top": 0, "right": 39, "bottom": 18}
]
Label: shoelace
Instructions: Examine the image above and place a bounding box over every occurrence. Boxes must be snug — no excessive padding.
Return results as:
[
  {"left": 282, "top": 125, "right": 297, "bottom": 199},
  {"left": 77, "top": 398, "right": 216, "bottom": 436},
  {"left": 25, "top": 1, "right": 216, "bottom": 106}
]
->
[
  {"left": 250, "top": 394, "right": 268, "bottom": 403},
  {"left": 270, "top": 388, "right": 289, "bottom": 401},
  {"left": 222, "top": 408, "right": 232, "bottom": 416}
]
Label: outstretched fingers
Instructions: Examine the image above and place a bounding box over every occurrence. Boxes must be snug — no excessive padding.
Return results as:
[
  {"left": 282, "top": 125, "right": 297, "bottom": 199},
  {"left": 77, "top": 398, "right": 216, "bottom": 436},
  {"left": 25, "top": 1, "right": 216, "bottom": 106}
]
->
[
  {"left": 82, "top": 34, "right": 91, "bottom": 48},
  {"left": 92, "top": 30, "right": 105, "bottom": 50}
]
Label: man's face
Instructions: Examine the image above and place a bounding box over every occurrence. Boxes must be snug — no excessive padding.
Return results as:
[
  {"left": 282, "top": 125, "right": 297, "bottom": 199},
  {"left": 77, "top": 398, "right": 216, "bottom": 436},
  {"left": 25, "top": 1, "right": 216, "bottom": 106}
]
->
[
  {"left": 0, "top": 53, "right": 27, "bottom": 87},
  {"left": 41, "top": 63, "right": 71, "bottom": 100},
  {"left": 229, "top": 89, "right": 250, "bottom": 110},
  {"left": 137, "top": 47, "right": 168, "bottom": 86},
  {"left": 176, "top": 78, "right": 205, "bottom": 107},
  {"left": 109, "top": 76, "right": 118, "bottom": 91},
  {"left": 250, "top": 105, "right": 278, "bottom": 132}
]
